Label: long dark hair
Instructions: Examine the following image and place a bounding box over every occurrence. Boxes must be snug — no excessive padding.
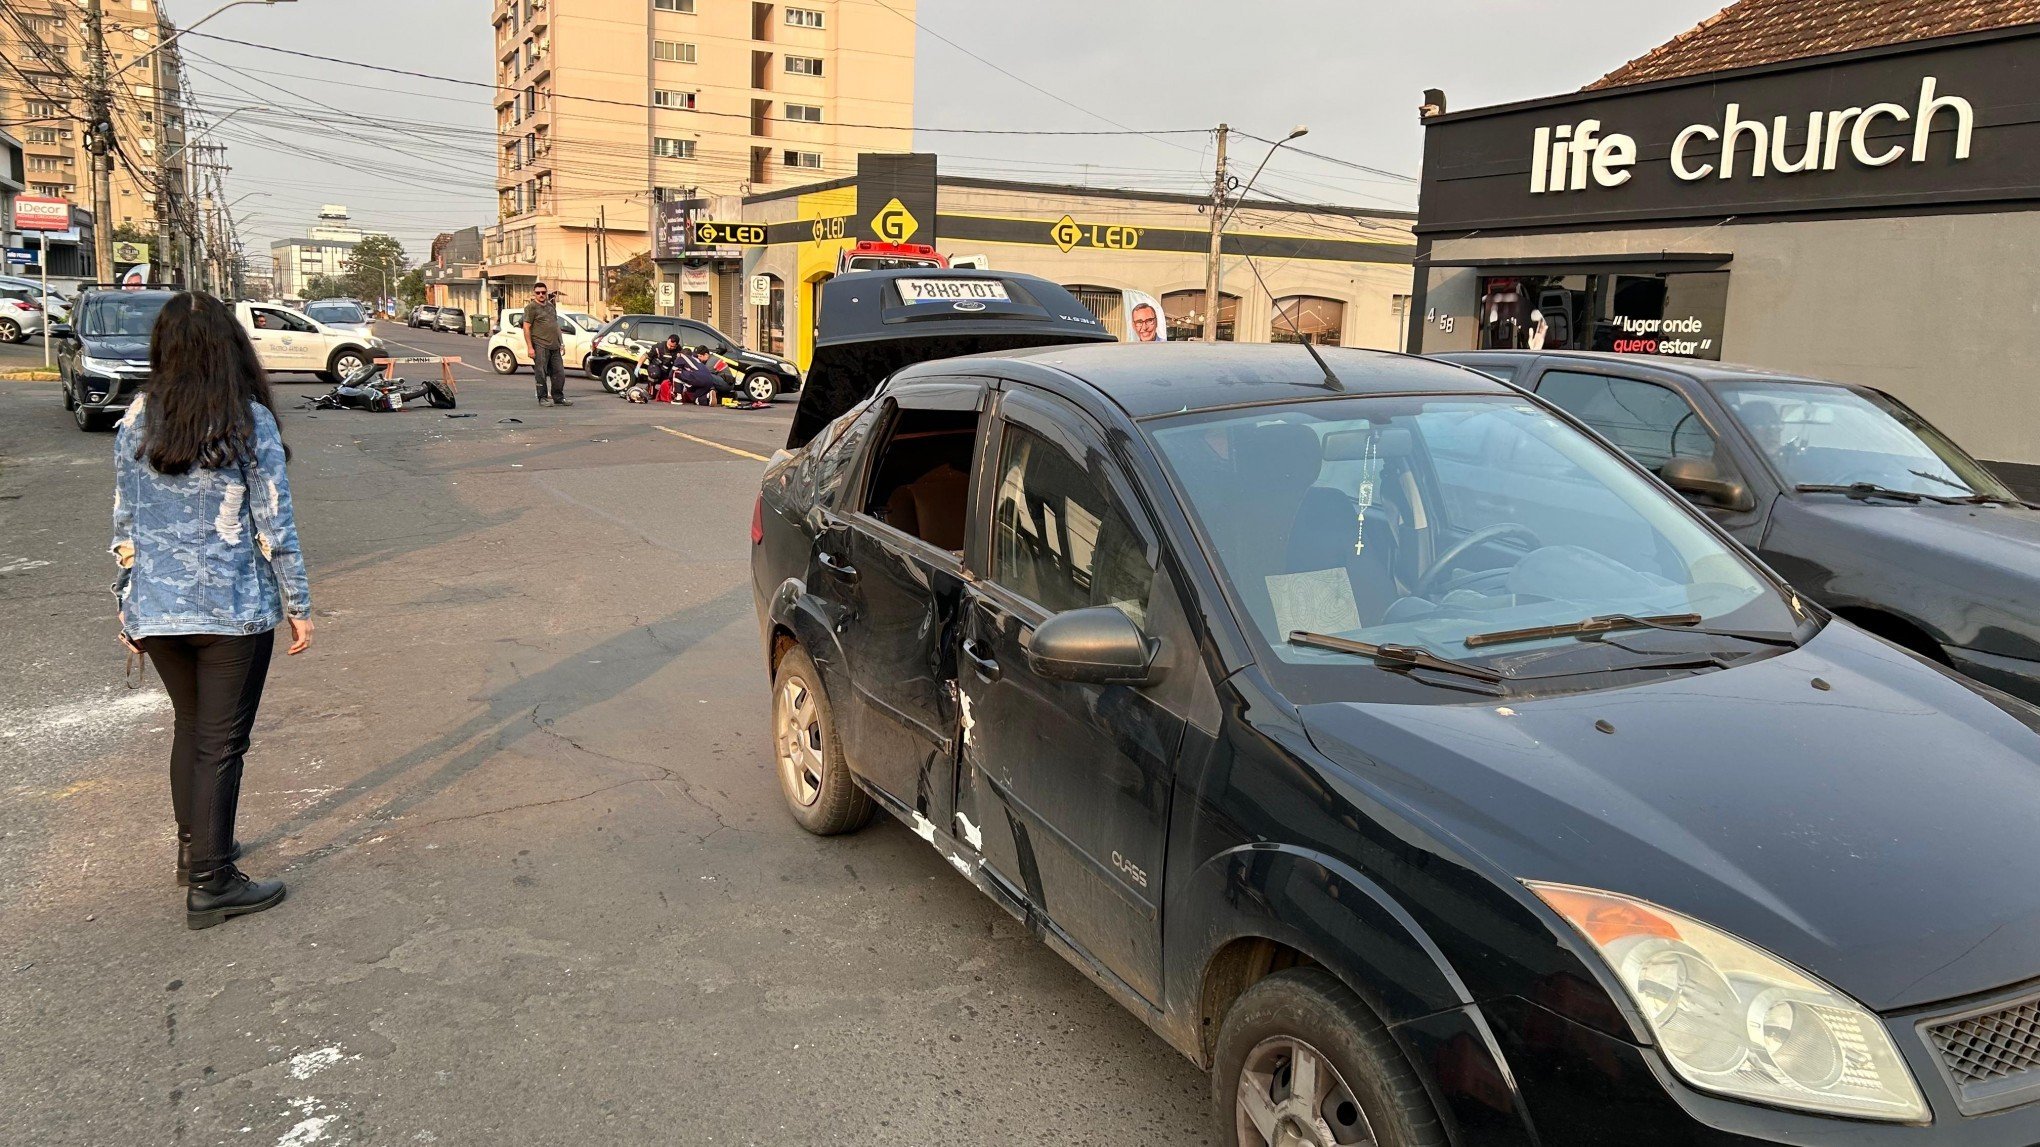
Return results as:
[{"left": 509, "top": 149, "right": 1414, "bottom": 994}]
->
[{"left": 138, "top": 291, "right": 284, "bottom": 474}]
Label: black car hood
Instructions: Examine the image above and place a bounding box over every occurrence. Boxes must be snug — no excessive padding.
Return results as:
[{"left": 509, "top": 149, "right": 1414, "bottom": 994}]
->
[
  {"left": 1793, "top": 497, "right": 2040, "bottom": 569},
  {"left": 80, "top": 336, "right": 151, "bottom": 361},
  {"left": 786, "top": 269, "right": 1114, "bottom": 448},
  {"left": 1298, "top": 623, "right": 2040, "bottom": 1011}
]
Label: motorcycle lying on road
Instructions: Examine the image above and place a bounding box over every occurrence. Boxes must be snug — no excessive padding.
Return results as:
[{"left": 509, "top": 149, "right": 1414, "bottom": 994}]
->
[{"left": 303, "top": 362, "right": 457, "bottom": 412}]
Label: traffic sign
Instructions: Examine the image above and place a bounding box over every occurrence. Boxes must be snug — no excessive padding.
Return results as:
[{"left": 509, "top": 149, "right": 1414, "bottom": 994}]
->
[
  {"left": 869, "top": 198, "right": 919, "bottom": 243},
  {"left": 5, "top": 248, "right": 35, "bottom": 266},
  {"left": 749, "top": 275, "right": 771, "bottom": 306},
  {"left": 689, "top": 220, "right": 766, "bottom": 246}
]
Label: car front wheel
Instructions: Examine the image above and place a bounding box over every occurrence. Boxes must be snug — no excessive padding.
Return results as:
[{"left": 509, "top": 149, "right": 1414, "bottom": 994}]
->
[
  {"left": 742, "top": 372, "right": 779, "bottom": 403},
  {"left": 1215, "top": 969, "right": 1445, "bottom": 1147},
  {"left": 601, "top": 361, "right": 634, "bottom": 393},
  {"left": 771, "top": 644, "right": 874, "bottom": 835},
  {"left": 330, "top": 348, "right": 370, "bottom": 381},
  {"left": 491, "top": 347, "right": 518, "bottom": 374},
  {"left": 74, "top": 402, "right": 108, "bottom": 432}
]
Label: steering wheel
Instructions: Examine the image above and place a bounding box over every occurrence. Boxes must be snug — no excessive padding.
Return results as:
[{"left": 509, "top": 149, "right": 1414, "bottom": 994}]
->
[{"left": 1415, "top": 523, "right": 1543, "bottom": 597}]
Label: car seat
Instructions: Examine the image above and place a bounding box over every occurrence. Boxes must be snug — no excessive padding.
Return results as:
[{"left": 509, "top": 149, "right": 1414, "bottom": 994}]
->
[{"left": 884, "top": 462, "right": 970, "bottom": 551}]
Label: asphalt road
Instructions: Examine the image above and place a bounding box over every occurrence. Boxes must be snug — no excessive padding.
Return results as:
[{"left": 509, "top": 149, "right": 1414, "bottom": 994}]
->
[{"left": 0, "top": 321, "right": 1212, "bottom": 1145}]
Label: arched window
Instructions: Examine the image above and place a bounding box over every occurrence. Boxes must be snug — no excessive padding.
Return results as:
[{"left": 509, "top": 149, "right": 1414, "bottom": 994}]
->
[
  {"left": 1064, "top": 284, "right": 1123, "bottom": 330},
  {"left": 1271, "top": 296, "right": 1346, "bottom": 346},
  {"left": 1161, "top": 290, "right": 1240, "bottom": 342}
]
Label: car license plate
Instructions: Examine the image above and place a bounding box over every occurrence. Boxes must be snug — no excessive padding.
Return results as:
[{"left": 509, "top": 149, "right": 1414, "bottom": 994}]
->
[{"left": 896, "top": 278, "right": 1009, "bottom": 304}]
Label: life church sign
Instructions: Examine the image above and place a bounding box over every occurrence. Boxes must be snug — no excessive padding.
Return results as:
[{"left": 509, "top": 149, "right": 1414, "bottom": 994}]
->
[{"left": 1407, "top": 22, "right": 2040, "bottom": 476}]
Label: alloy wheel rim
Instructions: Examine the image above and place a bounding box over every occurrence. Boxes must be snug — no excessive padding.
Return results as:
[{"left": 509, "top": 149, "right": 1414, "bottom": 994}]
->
[
  {"left": 0, "top": 320, "right": 17, "bottom": 341},
  {"left": 493, "top": 349, "right": 516, "bottom": 373},
  {"left": 605, "top": 365, "right": 631, "bottom": 392},
  {"left": 745, "top": 374, "right": 776, "bottom": 402},
  {"left": 336, "top": 354, "right": 365, "bottom": 377},
  {"left": 1236, "top": 1035, "right": 1374, "bottom": 1147},
  {"left": 773, "top": 675, "right": 824, "bottom": 808}
]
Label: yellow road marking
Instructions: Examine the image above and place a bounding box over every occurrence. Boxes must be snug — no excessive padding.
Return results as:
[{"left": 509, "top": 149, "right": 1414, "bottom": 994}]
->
[{"left": 654, "top": 424, "right": 770, "bottom": 462}]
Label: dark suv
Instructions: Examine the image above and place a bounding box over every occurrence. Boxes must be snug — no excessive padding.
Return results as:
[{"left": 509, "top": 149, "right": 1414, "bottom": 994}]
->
[
  {"left": 585, "top": 313, "right": 800, "bottom": 400},
  {"left": 53, "top": 288, "right": 176, "bottom": 431}
]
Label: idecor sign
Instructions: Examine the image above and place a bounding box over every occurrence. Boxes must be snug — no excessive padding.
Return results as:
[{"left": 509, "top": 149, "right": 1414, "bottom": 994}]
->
[
  {"left": 13, "top": 196, "right": 71, "bottom": 232},
  {"left": 1415, "top": 29, "right": 2040, "bottom": 233}
]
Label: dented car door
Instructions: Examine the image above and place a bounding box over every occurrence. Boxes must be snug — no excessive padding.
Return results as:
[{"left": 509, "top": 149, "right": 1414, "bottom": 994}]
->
[{"left": 954, "top": 387, "right": 1186, "bottom": 1004}]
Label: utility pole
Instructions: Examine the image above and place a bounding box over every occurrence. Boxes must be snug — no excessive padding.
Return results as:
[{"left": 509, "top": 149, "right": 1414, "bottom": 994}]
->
[
  {"left": 595, "top": 206, "right": 607, "bottom": 310},
  {"left": 153, "top": 46, "right": 177, "bottom": 285},
  {"left": 86, "top": 0, "right": 116, "bottom": 282},
  {"left": 1201, "top": 123, "right": 1229, "bottom": 343}
]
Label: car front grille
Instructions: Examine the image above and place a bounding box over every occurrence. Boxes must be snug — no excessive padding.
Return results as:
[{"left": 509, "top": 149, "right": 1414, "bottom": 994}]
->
[{"left": 1930, "top": 999, "right": 2040, "bottom": 1085}]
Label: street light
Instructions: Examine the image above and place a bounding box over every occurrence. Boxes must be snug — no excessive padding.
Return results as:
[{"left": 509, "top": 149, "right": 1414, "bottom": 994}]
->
[
  {"left": 110, "top": 1, "right": 299, "bottom": 83},
  {"left": 1225, "top": 125, "right": 1309, "bottom": 229},
  {"left": 1203, "top": 125, "right": 1308, "bottom": 342}
]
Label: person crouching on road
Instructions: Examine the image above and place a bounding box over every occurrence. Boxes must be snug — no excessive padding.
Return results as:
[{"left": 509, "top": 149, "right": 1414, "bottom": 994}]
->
[
  {"left": 676, "top": 344, "right": 740, "bottom": 406},
  {"left": 111, "top": 291, "right": 314, "bottom": 930},
  {"left": 645, "top": 334, "right": 685, "bottom": 401},
  {"left": 520, "top": 281, "right": 571, "bottom": 408}
]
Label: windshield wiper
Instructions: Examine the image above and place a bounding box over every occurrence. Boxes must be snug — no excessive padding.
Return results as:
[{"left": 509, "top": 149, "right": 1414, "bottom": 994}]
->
[
  {"left": 1795, "top": 482, "right": 1962, "bottom": 505},
  {"left": 1465, "top": 612, "right": 1800, "bottom": 650},
  {"left": 1288, "top": 631, "right": 1506, "bottom": 693}
]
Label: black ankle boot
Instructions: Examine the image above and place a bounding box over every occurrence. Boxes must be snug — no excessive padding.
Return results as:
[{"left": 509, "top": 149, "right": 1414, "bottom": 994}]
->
[
  {"left": 176, "top": 834, "right": 244, "bottom": 886},
  {"left": 185, "top": 864, "right": 286, "bottom": 930}
]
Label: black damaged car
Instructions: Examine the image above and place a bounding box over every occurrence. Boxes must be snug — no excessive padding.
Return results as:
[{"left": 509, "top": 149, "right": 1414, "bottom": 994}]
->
[{"left": 752, "top": 270, "right": 2040, "bottom": 1145}]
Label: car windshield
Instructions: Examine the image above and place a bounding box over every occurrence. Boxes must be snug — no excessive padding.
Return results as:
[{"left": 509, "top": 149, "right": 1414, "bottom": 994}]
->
[
  {"left": 76, "top": 292, "right": 170, "bottom": 339},
  {"left": 569, "top": 313, "right": 597, "bottom": 330},
  {"left": 1719, "top": 382, "right": 2013, "bottom": 500},
  {"left": 306, "top": 301, "right": 365, "bottom": 324},
  {"left": 1148, "top": 394, "right": 1804, "bottom": 696}
]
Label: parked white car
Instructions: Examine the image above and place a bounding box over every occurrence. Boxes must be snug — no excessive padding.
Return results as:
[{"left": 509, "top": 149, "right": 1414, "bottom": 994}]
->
[
  {"left": 486, "top": 307, "right": 602, "bottom": 375},
  {"left": 0, "top": 275, "right": 69, "bottom": 324},
  {"left": 235, "top": 299, "right": 383, "bottom": 382},
  {"left": 0, "top": 286, "right": 46, "bottom": 343}
]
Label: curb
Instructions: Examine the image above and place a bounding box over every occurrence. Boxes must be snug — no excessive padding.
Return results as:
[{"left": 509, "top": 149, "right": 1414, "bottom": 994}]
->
[{"left": 0, "top": 369, "right": 59, "bottom": 381}]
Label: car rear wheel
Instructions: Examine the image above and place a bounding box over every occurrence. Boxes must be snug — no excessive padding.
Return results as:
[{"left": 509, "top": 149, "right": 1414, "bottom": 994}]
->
[
  {"left": 1216, "top": 969, "right": 1445, "bottom": 1147},
  {"left": 0, "top": 318, "right": 20, "bottom": 343},
  {"left": 742, "top": 372, "right": 778, "bottom": 403},
  {"left": 771, "top": 644, "right": 874, "bottom": 836},
  {"left": 601, "top": 361, "right": 634, "bottom": 393},
  {"left": 491, "top": 347, "right": 519, "bottom": 374}
]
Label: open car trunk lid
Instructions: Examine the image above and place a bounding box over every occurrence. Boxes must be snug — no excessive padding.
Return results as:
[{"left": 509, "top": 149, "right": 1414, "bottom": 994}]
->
[{"left": 786, "top": 270, "right": 1117, "bottom": 448}]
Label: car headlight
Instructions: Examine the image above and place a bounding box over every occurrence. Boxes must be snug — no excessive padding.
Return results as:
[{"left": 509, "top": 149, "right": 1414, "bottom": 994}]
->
[
  {"left": 778, "top": 360, "right": 797, "bottom": 374},
  {"left": 79, "top": 355, "right": 128, "bottom": 377},
  {"left": 1529, "top": 883, "right": 1928, "bottom": 1123}
]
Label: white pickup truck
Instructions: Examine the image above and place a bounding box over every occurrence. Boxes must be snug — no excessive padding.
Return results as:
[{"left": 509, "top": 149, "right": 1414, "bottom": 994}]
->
[{"left": 236, "top": 300, "right": 383, "bottom": 382}]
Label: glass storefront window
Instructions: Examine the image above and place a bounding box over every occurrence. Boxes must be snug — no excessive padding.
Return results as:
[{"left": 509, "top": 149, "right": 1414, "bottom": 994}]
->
[
  {"left": 763, "top": 277, "right": 786, "bottom": 357},
  {"left": 1476, "top": 270, "right": 1727, "bottom": 361},
  {"left": 1271, "top": 296, "right": 1345, "bottom": 346},
  {"left": 1162, "top": 290, "right": 1238, "bottom": 342}
]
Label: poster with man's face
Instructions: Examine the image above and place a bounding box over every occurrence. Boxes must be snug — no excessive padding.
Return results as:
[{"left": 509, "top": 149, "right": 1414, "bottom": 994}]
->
[{"left": 1125, "top": 290, "right": 1165, "bottom": 342}]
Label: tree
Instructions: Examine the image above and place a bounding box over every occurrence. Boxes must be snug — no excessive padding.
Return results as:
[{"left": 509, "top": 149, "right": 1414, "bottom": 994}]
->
[
  {"left": 346, "top": 234, "right": 409, "bottom": 303},
  {"left": 396, "top": 268, "right": 426, "bottom": 309},
  {"left": 111, "top": 222, "right": 153, "bottom": 245},
  {"left": 607, "top": 251, "right": 655, "bottom": 316},
  {"left": 303, "top": 273, "right": 351, "bottom": 300}
]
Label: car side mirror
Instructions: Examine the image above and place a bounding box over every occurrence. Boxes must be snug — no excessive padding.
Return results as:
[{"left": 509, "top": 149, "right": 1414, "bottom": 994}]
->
[
  {"left": 49, "top": 322, "right": 73, "bottom": 340},
  {"left": 1024, "top": 606, "right": 1161, "bottom": 687},
  {"left": 1661, "top": 455, "right": 1754, "bottom": 512}
]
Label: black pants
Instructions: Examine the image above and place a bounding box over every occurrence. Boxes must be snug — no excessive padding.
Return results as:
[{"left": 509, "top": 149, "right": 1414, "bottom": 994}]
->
[
  {"left": 532, "top": 344, "right": 566, "bottom": 400},
  {"left": 143, "top": 631, "right": 275, "bottom": 872}
]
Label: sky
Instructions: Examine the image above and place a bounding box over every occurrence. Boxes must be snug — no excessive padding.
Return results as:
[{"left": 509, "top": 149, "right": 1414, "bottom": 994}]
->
[{"left": 175, "top": 0, "right": 1729, "bottom": 263}]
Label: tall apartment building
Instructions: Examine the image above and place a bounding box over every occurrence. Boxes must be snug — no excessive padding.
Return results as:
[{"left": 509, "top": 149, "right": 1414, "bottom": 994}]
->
[
  {"left": 487, "top": 0, "right": 915, "bottom": 313},
  {"left": 0, "top": 0, "right": 187, "bottom": 276}
]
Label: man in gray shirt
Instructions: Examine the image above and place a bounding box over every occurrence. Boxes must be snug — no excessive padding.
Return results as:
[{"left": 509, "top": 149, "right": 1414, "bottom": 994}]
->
[{"left": 519, "top": 282, "right": 571, "bottom": 407}]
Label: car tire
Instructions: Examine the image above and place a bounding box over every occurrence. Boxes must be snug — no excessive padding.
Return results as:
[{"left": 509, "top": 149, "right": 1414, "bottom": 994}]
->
[
  {"left": 1214, "top": 968, "right": 1446, "bottom": 1147},
  {"left": 74, "top": 402, "right": 108, "bottom": 432},
  {"left": 62, "top": 377, "right": 77, "bottom": 410},
  {"left": 329, "top": 348, "right": 370, "bottom": 381},
  {"left": 742, "top": 372, "right": 779, "bottom": 403},
  {"left": 0, "top": 318, "right": 20, "bottom": 344},
  {"left": 601, "top": 361, "right": 635, "bottom": 394},
  {"left": 771, "top": 644, "right": 875, "bottom": 836},
  {"left": 491, "top": 347, "right": 519, "bottom": 374}
]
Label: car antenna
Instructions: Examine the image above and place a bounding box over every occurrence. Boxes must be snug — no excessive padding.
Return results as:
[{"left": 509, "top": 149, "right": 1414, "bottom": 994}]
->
[{"left": 1242, "top": 253, "right": 1341, "bottom": 391}]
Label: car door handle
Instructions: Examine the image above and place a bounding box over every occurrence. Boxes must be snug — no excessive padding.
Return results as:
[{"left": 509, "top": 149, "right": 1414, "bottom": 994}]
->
[
  {"left": 816, "top": 550, "right": 858, "bottom": 582},
  {"left": 962, "top": 638, "right": 1000, "bottom": 682}
]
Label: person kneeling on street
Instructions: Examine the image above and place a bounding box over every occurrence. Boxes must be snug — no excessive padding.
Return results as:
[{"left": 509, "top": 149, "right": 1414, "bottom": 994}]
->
[
  {"left": 644, "top": 334, "right": 686, "bottom": 402},
  {"left": 675, "top": 345, "right": 741, "bottom": 406}
]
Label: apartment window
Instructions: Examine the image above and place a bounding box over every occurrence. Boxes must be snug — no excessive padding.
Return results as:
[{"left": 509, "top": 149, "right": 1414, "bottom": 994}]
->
[
  {"left": 653, "top": 89, "right": 697, "bottom": 110},
  {"left": 29, "top": 158, "right": 60, "bottom": 172},
  {"left": 784, "top": 103, "right": 821, "bottom": 123},
  {"left": 785, "top": 7, "right": 824, "bottom": 27},
  {"left": 655, "top": 40, "right": 697, "bottom": 63},
  {"left": 783, "top": 150, "right": 823, "bottom": 169},
  {"left": 32, "top": 183, "right": 64, "bottom": 196},
  {"left": 655, "top": 137, "right": 696, "bottom": 159},
  {"left": 27, "top": 129, "right": 59, "bottom": 143},
  {"left": 27, "top": 101, "right": 65, "bottom": 119},
  {"left": 654, "top": 0, "right": 696, "bottom": 10},
  {"left": 784, "top": 56, "right": 823, "bottom": 76}
]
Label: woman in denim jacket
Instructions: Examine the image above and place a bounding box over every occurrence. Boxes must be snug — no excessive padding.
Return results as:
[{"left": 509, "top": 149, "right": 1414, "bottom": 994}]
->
[{"left": 112, "top": 292, "right": 313, "bottom": 929}]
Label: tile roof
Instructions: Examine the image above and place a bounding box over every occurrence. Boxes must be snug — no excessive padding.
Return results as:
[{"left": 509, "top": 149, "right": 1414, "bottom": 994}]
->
[{"left": 1587, "top": 0, "right": 2040, "bottom": 89}]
